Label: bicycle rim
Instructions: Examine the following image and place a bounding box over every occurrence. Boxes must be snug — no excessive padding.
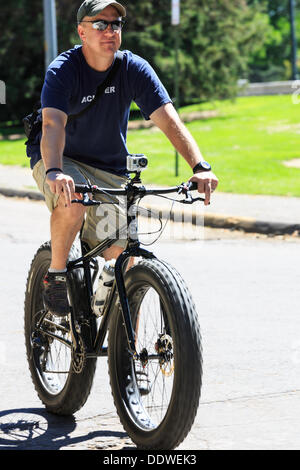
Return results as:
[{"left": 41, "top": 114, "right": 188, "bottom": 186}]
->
[
  {"left": 110, "top": 274, "right": 180, "bottom": 432},
  {"left": 132, "top": 286, "right": 174, "bottom": 428},
  {"left": 108, "top": 258, "right": 202, "bottom": 449}
]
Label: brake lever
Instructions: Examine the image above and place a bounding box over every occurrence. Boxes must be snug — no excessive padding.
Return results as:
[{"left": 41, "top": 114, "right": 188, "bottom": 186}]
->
[
  {"left": 72, "top": 192, "right": 100, "bottom": 206},
  {"left": 72, "top": 192, "right": 120, "bottom": 207},
  {"left": 178, "top": 182, "right": 207, "bottom": 204},
  {"left": 181, "top": 196, "right": 206, "bottom": 204}
]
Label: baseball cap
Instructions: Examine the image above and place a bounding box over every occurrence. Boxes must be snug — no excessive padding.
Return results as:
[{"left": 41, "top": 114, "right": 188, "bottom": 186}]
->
[{"left": 77, "top": 0, "right": 126, "bottom": 23}]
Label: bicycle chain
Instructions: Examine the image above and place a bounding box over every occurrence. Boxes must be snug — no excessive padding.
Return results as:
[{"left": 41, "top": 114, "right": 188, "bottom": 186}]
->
[{"left": 71, "top": 336, "right": 86, "bottom": 374}]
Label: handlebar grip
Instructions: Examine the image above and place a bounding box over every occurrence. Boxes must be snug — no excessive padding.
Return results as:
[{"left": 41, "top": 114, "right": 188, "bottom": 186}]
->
[{"left": 74, "top": 183, "right": 93, "bottom": 193}]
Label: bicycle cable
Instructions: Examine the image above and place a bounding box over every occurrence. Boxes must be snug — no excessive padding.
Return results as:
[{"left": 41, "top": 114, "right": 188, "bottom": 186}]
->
[
  {"left": 74, "top": 182, "right": 198, "bottom": 245},
  {"left": 136, "top": 196, "right": 176, "bottom": 246}
]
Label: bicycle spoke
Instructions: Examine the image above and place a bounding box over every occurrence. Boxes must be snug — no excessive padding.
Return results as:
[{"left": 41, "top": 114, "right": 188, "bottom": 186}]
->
[
  {"left": 33, "top": 313, "right": 72, "bottom": 394},
  {"left": 133, "top": 287, "right": 174, "bottom": 426}
]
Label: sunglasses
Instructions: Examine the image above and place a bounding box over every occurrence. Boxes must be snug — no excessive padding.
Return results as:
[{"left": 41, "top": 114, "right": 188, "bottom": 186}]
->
[{"left": 80, "top": 19, "right": 125, "bottom": 31}]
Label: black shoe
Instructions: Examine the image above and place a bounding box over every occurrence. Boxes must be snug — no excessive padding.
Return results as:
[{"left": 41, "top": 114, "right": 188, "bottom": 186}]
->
[{"left": 43, "top": 271, "right": 70, "bottom": 317}]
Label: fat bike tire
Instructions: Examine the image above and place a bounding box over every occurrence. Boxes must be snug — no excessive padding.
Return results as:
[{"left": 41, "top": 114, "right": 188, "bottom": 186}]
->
[
  {"left": 24, "top": 241, "right": 97, "bottom": 415},
  {"left": 108, "top": 258, "right": 202, "bottom": 449}
]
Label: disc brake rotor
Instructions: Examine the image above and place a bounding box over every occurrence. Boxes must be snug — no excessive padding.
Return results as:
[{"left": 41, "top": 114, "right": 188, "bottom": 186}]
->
[{"left": 155, "top": 334, "right": 174, "bottom": 377}]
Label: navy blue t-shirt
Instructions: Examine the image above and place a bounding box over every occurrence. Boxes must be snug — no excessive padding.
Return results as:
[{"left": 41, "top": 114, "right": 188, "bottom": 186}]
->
[{"left": 37, "top": 46, "right": 171, "bottom": 175}]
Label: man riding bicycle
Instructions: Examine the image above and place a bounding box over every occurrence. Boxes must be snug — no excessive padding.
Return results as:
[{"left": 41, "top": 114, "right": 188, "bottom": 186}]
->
[{"left": 31, "top": 0, "right": 219, "bottom": 317}]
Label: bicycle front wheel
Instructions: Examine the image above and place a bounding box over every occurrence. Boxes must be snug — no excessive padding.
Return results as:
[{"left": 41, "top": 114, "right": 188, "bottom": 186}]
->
[{"left": 108, "top": 258, "right": 202, "bottom": 449}]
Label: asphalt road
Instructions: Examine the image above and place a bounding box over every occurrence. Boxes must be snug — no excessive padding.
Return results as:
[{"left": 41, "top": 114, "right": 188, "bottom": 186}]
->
[{"left": 0, "top": 195, "right": 299, "bottom": 450}]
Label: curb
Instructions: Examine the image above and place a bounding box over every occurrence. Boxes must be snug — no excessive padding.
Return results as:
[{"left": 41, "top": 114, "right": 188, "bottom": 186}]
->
[
  {"left": 203, "top": 213, "right": 300, "bottom": 236},
  {"left": 145, "top": 203, "right": 300, "bottom": 236},
  {"left": 1, "top": 186, "right": 298, "bottom": 236},
  {"left": 0, "top": 187, "right": 44, "bottom": 201}
]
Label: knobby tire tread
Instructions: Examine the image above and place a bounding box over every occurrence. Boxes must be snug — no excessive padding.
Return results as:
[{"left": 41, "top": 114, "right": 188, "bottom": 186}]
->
[{"left": 108, "top": 258, "right": 202, "bottom": 450}]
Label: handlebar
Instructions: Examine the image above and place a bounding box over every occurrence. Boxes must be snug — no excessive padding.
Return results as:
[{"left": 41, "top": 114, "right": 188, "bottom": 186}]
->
[
  {"left": 74, "top": 180, "right": 199, "bottom": 195},
  {"left": 72, "top": 180, "right": 205, "bottom": 206},
  {"left": 74, "top": 183, "right": 126, "bottom": 196}
]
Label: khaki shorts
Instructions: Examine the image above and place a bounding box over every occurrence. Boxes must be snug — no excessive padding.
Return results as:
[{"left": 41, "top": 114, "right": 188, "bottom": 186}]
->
[{"left": 32, "top": 156, "right": 129, "bottom": 250}]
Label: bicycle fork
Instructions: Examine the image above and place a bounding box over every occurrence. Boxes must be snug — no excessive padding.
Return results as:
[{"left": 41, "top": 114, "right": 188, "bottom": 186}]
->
[
  {"left": 115, "top": 246, "right": 155, "bottom": 357},
  {"left": 93, "top": 244, "right": 156, "bottom": 359}
]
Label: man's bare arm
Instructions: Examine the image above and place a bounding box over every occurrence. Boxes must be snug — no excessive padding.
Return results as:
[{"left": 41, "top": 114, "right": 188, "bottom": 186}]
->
[
  {"left": 41, "top": 107, "right": 75, "bottom": 207},
  {"left": 41, "top": 107, "right": 67, "bottom": 169},
  {"left": 150, "top": 103, "right": 219, "bottom": 205},
  {"left": 150, "top": 102, "right": 205, "bottom": 169}
]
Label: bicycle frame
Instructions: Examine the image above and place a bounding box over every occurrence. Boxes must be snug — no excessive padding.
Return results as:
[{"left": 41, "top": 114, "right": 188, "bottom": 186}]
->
[
  {"left": 26, "top": 171, "right": 204, "bottom": 447},
  {"left": 66, "top": 176, "right": 156, "bottom": 360},
  {"left": 34, "top": 175, "right": 201, "bottom": 361}
]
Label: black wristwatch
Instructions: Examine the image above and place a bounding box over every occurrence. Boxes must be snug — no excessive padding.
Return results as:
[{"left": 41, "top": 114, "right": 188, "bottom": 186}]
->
[{"left": 192, "top": 161, "right": 211, "bottom": 174}]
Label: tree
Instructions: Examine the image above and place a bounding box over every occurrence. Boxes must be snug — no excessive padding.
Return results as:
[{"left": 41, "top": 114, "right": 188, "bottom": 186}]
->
[
  {"left": 122, "top": 0, "right": 269, "bottom": 103},
  {"left": 247, "top": 0, "right": 300, "bottom": 81},
  {"left": 0, "top": 0, "right": 79, "bottom": 124},
  {"left": 0, "top": 0, "right": 44, "bottom": 123},
  {"left": 0, "top": 0, "right": 269, "bottom": 123}
]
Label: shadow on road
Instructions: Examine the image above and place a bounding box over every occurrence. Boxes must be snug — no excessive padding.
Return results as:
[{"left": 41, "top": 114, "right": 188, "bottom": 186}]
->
[{"left": 0, "top": 408, "right": 129, "bottom": 450}]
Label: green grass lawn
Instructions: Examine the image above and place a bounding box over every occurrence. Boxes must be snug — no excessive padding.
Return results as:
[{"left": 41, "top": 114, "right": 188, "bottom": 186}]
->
[
  {"left": 1, "top": 95, "right": 299, "bottom": 196},
  {"left": 0, "top": 138, "right": 28, "bottom": 166}
]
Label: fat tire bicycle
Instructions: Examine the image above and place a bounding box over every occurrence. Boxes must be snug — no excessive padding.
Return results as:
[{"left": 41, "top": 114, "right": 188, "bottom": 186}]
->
[{"left": 24, "top": 164, "right": 204, "bottom": 450}]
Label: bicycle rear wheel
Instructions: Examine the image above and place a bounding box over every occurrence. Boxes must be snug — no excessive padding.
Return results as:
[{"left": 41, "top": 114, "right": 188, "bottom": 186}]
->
[
  {"left": 108, "top": 258, "right": 202, "bottom": 449},
  {"left": 24, "top": 242, "right": 97, "bottom": 415}
]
